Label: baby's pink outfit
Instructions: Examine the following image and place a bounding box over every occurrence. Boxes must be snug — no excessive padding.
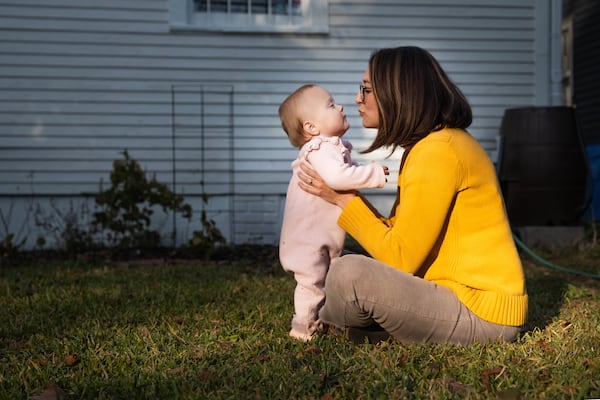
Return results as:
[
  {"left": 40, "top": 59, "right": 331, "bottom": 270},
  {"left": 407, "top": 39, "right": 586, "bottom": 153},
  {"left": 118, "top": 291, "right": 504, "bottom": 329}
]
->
[{"left": 279, "top": 136, "right": 387, "bottom": 341}]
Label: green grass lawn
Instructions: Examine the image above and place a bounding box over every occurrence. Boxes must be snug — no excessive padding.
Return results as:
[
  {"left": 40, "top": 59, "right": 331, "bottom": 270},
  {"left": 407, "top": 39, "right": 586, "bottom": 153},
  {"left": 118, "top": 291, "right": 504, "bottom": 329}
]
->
[{"left": 1, "top": 245, "right": 599, "bottom": 399}]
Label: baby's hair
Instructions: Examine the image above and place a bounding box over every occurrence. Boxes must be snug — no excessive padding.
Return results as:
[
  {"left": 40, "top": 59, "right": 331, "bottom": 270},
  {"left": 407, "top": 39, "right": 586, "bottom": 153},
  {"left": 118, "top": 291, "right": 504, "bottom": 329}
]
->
[{"left": 279, "top": 84, "right": 316, "bottom": 148}]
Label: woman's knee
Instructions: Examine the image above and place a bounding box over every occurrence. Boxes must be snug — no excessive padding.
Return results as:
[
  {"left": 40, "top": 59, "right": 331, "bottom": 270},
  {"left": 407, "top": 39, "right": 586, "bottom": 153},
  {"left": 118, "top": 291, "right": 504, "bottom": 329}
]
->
[{"left": 327, "top": 254, "right": 370, "bottom": 291}]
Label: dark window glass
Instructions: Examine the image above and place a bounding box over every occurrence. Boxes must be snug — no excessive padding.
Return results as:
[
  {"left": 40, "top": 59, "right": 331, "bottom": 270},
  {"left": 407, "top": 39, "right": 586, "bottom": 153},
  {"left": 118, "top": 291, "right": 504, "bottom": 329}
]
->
[{"left": 193, "top": 0, "right": 302, "bottom": 15}]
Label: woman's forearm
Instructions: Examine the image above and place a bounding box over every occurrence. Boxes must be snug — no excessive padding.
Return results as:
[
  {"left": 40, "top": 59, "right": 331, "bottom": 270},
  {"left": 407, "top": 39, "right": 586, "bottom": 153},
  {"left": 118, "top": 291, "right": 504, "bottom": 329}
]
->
[{"left": 298, "top": 160, "right": 357, "bottom": 208}]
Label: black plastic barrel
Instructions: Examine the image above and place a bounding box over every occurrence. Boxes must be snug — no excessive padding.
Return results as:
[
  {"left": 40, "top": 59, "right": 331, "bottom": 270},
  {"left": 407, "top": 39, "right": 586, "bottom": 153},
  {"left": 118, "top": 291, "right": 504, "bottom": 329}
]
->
[{"left": 498, "top": 106, "right": 588, "bottom": 226}]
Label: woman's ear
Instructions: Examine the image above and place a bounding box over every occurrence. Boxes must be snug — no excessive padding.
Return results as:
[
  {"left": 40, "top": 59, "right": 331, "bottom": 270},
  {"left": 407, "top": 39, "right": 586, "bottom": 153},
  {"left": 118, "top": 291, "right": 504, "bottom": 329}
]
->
[{"left": 303, "top": 121, "right": 320, "bottom": 136}]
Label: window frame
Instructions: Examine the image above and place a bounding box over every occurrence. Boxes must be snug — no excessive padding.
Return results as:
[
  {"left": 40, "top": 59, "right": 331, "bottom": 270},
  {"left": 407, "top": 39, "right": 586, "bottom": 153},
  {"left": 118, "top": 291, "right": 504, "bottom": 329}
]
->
[{"left": 169, "top": 0, "right": 329, "bottom": 34}]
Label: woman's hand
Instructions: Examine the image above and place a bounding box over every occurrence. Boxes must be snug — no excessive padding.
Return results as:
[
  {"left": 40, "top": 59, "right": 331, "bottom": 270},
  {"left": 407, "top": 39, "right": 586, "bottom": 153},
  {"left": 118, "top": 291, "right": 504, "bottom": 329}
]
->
[{"left": 298, "top": 161, "right": 356, "bottom": 208}]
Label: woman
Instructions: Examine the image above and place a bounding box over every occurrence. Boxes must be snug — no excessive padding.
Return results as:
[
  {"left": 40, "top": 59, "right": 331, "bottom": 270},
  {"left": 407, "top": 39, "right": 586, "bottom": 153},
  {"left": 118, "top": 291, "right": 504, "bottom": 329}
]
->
[{"left": 298, "top": 46, "right": 528, "bottom": 344}]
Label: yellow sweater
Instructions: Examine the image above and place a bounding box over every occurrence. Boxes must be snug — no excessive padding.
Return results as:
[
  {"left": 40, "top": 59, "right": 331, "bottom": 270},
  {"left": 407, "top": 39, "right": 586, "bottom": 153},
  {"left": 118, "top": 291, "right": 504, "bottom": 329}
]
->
[{"left": 338, "top": 128, "right": 528, "bottom": 326}]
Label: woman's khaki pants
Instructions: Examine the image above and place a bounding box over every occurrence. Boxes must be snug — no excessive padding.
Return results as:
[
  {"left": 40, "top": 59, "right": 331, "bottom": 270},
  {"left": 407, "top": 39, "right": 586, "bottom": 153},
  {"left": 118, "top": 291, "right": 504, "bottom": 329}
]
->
[{"left": 319, "top": 254, "right": 520, "bottom": 344}]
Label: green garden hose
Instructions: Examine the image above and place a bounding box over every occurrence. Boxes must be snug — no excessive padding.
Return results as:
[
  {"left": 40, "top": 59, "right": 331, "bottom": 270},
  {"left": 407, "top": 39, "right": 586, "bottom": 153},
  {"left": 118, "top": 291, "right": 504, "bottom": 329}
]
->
[{"left": 513, "top": 234, "right": 600, "bottom": 280}]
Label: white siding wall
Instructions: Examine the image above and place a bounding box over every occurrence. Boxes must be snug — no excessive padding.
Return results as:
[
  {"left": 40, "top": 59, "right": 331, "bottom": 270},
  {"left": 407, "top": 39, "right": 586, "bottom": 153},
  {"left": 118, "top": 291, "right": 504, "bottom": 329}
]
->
[{"left": 0, "top": 0, "right": 559, "bottom": 248}]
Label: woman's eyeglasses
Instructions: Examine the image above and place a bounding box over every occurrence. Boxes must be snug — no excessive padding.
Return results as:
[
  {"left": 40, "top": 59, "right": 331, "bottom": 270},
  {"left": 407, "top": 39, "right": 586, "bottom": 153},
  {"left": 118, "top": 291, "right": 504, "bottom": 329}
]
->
[{"left": 359, "top": 84, "right": 373, "bottom": 103}]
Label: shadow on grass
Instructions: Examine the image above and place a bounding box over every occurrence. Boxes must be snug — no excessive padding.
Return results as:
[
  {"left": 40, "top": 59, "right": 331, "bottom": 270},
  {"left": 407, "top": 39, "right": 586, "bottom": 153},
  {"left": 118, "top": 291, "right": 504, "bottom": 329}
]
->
[
  {"left": 521, "top": 262, "right": 570, "bottom": 332},
  {"left": 518, "top": 236, "right": 600, "bottom": 333}
]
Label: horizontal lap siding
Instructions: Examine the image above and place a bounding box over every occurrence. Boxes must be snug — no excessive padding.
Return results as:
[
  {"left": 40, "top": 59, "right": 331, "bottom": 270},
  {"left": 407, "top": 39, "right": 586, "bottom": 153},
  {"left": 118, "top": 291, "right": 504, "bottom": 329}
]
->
[{"left": 0, "top": 0, "right": 538, "bottom": 199}]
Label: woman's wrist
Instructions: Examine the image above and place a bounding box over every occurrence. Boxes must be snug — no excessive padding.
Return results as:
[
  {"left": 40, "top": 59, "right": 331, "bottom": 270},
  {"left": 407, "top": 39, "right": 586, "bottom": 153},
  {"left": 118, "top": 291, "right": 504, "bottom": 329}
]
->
[{"left": 336, "top": 192, "right": 356, "bottom": 208}]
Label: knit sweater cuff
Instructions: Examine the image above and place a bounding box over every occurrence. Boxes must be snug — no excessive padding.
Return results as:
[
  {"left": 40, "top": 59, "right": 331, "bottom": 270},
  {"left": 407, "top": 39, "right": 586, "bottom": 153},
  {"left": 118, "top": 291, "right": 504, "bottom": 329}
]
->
[{"left": 338, "top": 196, "right": 376, "bottom": 239}]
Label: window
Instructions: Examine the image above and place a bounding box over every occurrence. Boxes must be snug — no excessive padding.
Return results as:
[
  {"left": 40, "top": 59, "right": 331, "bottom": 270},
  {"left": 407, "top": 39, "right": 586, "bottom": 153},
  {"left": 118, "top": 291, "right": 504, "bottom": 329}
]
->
[{"left": 169, "top": 0, "right": 329, "bottom": 34}]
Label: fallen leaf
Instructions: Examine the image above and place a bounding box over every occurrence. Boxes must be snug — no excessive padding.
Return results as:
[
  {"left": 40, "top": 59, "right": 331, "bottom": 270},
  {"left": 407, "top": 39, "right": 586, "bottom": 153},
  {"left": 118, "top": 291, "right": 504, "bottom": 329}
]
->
[
  {"left": 428, "top": 361, "right": 442, "bottom": 374},
  {"left": 199, "top": 369, "right": 215, "bottom": 381},
  {"left": 479, "top": 367, "right": 503, "bottom": 390},
  {"left": 191, "top": 346, "right": 206, "bottom": 359},
  {"left": 29, "top": 382, "right": 64, "bottom": 400},
  {"left": 496, "top": 387, "right": 524, "bottom": 400},
  {"left": 534, "top": 340, "right": 554, "bottom": 353},
  {"left": 140, "top": 326, "right": 151, "bottom": 338},
  {"left": 304, "top": 345, "right": 321, "bottom": 355},
  {"left": 29, "top": 358, "right": 48, "bottom": 367},
  {"left": 168, "top": 366, "right": 184, "bottom": 374},
  {"left": 218, "top": 341, "right": 233, "bottom": 350},
  {"left": 65, "top": 353, "right": 80, "bottom": 367},
  {"left": 446, "top": 379, "right": 469, "bottom": 395},
  {"left": 256, "top": 354, "right": 270, "bottom": 362}
]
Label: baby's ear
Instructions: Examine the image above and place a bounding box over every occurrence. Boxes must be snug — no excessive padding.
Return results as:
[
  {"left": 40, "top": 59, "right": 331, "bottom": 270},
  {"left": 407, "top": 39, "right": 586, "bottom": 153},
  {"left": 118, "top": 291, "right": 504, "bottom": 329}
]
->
[{"left": 302, "top": 121, "right": 320, "bottom": 136}]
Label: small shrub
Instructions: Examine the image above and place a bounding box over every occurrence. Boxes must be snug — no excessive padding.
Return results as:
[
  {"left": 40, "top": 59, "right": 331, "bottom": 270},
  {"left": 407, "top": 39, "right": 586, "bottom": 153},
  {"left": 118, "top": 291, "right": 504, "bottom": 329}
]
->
[
  {"left": 0, "top": 202, "right": 28, "bottom": 265},
  {"left": 33, "top": 199, "right": 97, "bottom": 254},
  {"left": 0, "top": 233, "right": 26, "bottom": 265},
  {"left": 180, "top": 193, "right": 226, "bottom": 259},
  {"left": 92, "top": 150, "right": 193, "bottom": 255},
  {"left": 92, "top": 150, "right": 225, "bottom": 258}
]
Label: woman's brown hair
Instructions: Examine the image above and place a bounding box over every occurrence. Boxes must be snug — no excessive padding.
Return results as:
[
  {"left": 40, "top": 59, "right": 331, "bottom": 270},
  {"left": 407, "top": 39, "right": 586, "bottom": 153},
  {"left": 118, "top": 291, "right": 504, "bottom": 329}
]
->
[{"left": 363, "top": 46, "right": 472, "bottom": 155}]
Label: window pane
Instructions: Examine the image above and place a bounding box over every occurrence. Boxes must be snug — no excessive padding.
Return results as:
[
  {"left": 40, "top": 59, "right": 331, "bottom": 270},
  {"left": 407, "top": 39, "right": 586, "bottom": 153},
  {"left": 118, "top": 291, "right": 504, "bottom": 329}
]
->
[
  {"left": 193, "top": 0, "right": 302, "bottom": 16},
  {"left": 212, "top": 0, "right": 228, "bottom": 12},
  {"left": 194, "top": 0, "right": 229, "bottom": 13},
  {"left": 230, "top": 0, "right": 247, "bottom": 13},
  {"left": 272, "top": 0, "right": 302, "bottom": 16},
  {"left": 194, "top": 0, "right": 207, "bottom": 12},
  {"left": 251, "top": 0, "right": 268, "bottom": 14},
  {"left": 272, "top": 0, "right": 287, "bottom": 15}
]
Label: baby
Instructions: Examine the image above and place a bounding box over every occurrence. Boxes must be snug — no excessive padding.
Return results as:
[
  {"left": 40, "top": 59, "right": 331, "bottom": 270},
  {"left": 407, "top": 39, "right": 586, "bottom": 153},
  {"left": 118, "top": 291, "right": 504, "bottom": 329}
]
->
[{"left": 278, "top": 84, "right": 388, "bottom": 341}]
